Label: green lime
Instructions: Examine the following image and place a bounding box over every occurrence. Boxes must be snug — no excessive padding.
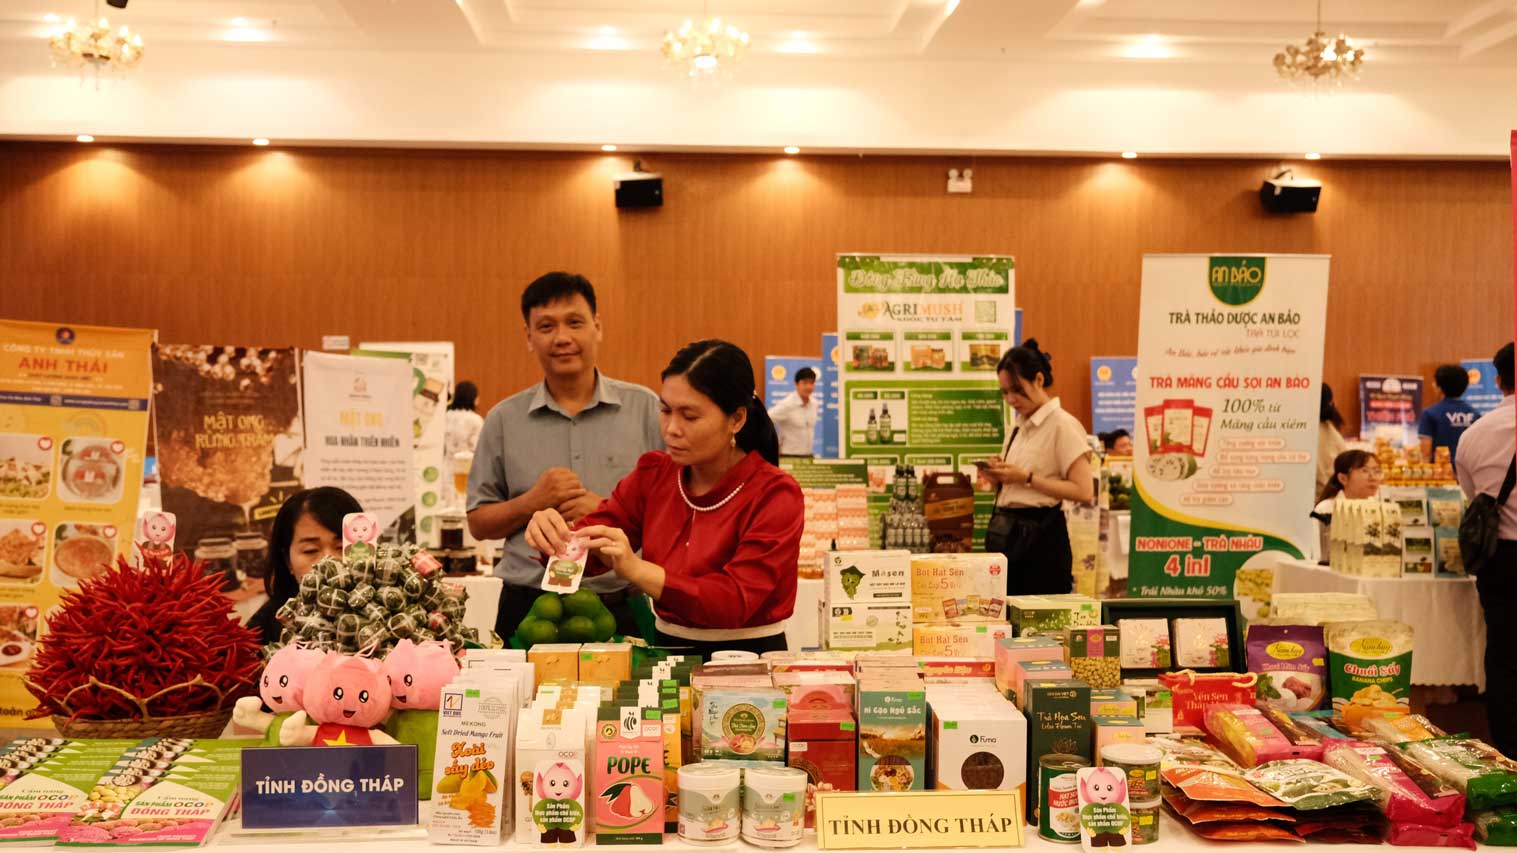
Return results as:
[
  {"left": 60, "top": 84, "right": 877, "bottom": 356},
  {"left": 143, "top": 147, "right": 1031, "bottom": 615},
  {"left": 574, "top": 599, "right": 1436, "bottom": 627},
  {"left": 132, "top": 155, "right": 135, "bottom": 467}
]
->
[
  {"left": 592, "top": 610, "right": 617, "bottom": 642},
  {"left": 560, "top": 615, "right": 597, "bottom": 643},
  {"left": 562, "top": 588, "right": 604, "bottom": 620},
  {"left": 518, "top": 617, "right": 559, "bottom": 647},
  {"left": 529, "top": 593, "right": 564, "bottom": 623}
]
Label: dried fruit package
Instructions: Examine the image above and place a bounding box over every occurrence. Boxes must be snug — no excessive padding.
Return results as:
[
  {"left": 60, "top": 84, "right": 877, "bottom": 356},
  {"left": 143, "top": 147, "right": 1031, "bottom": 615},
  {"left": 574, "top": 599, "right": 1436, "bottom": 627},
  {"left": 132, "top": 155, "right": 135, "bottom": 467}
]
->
[
  {"left": 1321, "top": 740, "right": 1465, "bottom": 827},
  {"left": 1242, "top": 759, "right": 1377, "bottom": 810},
  {"left": 1393, "top": 737, "right": 1517, "bottom": 810},
  {"left": 1472, "top": 809, "right": 1517, "bottom": 845},
  {"left": 1163, "top": 787, "right": 1294, "bottom": 824},
  {"left": 1388, "top": 822, "right": 1477, "bottom": 849},
  {"left": 1187, "top": 820, "right": 1303, "bottom": 843},
  {"left": 1289, "top": 712, "right": 1352, "bottom": 741},
  {"left": 1362, "top": 714, "right": 1446, "bottom": 745},
  {"left": 1255, "top": 706, "right": 1325, "bottom": 756},
  {"left": 1246, "top": 624, "right": 1326, "bottom": 712},
  {"left": 1324, "top": 620, "right": 1413, "bottom": 730},
  {"left": 1161, "top": 766, "right": 1285, "bottom": 808},
  {"left": 1203, "top": 705, "right": 1296, "bottom": 768},
  {"left": 1152, "top": 736, "right": 1243, "bottom": 774},
  {"left": 1291, "top": 803, "right": 1389, "bottom": 843}
]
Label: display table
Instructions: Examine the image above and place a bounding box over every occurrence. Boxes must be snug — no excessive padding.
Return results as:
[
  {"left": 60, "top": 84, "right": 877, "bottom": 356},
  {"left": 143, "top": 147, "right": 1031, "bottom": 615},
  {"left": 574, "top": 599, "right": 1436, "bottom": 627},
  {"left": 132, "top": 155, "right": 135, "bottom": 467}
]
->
[
  {"left": 209, "top": 811, "right": 1460, "bottom": 852},
  {"left": 1273, "top": 558, "right": 1485, "bottom": 690}
]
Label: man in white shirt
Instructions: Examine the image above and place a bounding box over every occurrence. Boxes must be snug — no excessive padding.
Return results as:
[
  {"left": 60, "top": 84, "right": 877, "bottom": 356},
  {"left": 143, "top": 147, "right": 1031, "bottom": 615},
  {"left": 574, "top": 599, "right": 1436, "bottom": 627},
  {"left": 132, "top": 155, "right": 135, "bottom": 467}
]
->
[
  {"left": 1455, "top": 342, "right": 1516, "bottom": 755},
  {"left": 768, "top": 367, "right": 819, "bottom": 456}
]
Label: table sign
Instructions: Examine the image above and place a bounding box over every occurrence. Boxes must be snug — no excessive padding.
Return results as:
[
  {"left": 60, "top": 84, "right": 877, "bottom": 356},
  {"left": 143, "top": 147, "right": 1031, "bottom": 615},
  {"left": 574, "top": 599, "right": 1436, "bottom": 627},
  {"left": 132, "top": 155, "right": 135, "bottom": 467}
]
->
[
  {"left": 815, "top": 790, "right": 1023, "bottom": 849},
  {"left": 241, "top": 745, "right": 418, "bottom": 830}
]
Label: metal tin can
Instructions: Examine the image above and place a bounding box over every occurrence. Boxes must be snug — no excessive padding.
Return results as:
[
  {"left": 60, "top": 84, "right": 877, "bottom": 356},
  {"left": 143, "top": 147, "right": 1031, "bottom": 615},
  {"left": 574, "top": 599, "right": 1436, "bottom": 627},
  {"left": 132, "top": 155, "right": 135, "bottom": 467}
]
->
[
  {"left": 1039, "top": 753, "right": 1089, "bottom": 843},
  {"left": 1131, "top": 799, "right": 1161, "bottom": 845},
  {"left": 1100, "top": 743, "right": 1163, "bottom": 803}
]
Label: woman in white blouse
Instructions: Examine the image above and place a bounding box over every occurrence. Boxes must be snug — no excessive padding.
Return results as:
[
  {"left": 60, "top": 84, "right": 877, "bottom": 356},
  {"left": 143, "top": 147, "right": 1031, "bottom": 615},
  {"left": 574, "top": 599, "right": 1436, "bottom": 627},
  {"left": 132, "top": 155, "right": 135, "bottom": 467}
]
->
[
  {"left": 978, "top": 340, "right": 1095, "bottom": 595},
  {"left": 445, "top": 381, "right": 485, "bottom": 456}
]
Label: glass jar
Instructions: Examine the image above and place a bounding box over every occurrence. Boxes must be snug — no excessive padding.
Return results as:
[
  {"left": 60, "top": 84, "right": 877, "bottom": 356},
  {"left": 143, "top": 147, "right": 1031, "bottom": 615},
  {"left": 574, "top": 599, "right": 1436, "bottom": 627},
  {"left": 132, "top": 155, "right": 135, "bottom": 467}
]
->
[
  {"left": 235, "top": 531, "right": 268, "bottom": 581},
  {"left": 439, "top": 512, "right": 466, "bottom": 551},
  {"left": 194, "top": 536, "right": 238, "bottom": 592}
]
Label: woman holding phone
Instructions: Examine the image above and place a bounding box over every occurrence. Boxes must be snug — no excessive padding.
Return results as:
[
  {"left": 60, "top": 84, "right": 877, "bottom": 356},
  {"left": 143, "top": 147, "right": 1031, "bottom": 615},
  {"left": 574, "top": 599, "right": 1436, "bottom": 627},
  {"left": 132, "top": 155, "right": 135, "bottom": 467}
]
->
[{"left": 978, "top": 340, "right": 1094, "bottom": 596}]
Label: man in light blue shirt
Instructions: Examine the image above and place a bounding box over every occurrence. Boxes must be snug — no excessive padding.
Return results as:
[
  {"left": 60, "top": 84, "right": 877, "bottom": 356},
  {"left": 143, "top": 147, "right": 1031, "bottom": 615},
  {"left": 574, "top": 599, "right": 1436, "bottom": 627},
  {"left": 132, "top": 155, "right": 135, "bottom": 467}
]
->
[{"left": 466, "top": 272, "right": 662, "bottom": 640}]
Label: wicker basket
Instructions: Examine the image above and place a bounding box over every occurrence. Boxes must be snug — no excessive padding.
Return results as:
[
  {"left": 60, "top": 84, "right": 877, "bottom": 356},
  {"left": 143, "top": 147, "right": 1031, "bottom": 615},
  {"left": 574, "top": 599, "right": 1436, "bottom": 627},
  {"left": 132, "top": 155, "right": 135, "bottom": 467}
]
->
[{"left": 27, "top": 675, "right": 243, "bottom": 740}]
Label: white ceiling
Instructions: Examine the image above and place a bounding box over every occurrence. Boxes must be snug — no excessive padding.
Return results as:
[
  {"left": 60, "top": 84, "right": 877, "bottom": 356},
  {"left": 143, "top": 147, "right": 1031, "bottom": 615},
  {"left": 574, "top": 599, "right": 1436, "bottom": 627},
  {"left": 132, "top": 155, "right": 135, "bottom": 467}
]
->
[
  {"left": 4, "top": 1, "right": 1517, "bottom": 156},
  {"left": 11, "top": 0, "right": 1517, "bottom": 62}
]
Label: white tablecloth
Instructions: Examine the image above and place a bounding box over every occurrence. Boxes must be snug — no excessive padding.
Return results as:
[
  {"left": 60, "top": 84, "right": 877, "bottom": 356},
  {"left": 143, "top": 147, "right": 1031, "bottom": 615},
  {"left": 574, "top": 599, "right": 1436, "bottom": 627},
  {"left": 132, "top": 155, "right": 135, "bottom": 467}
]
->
[{"left": 1274, "top": 558, "right": 1485, "bottom": 690}]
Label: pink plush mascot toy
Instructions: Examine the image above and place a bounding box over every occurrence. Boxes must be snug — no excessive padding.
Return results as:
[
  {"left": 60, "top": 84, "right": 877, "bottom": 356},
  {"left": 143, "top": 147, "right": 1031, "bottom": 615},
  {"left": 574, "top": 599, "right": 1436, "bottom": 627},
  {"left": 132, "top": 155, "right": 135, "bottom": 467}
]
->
[
  {"left": 280, "top": 652, "right": 397, "bottom": 746},
  {"left": 233, "top": 643, "right": 325, "bottom": 746},
  {"left": 381, "top": 639, "right": 458, "bottom": 799}
]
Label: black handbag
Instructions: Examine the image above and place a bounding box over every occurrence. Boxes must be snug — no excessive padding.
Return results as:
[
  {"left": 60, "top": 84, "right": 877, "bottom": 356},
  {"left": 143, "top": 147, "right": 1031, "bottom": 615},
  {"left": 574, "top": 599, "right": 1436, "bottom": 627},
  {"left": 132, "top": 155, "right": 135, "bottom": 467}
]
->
[
  {"left": 983, "top": 426, "right": 1057, "bottom": 562},
  {"left": 1460, "top": 456, "right": 1516, "bottom": 576}
]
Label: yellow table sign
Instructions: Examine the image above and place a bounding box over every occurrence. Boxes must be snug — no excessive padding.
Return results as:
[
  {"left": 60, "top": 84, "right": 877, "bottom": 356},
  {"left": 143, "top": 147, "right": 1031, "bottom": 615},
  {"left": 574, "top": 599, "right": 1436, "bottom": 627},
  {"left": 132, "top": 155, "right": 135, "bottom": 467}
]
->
[{"left": 815, "top": 790, "right": 1024, "bottom": 849}]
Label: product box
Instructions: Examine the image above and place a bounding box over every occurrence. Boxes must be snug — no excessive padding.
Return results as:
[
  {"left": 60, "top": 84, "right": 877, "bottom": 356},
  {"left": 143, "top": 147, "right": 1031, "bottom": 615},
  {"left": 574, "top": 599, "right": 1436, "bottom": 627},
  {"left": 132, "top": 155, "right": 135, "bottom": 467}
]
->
[
  {"left": 1012, "top": 659, "right": 1074, "bottom": 709},
  {"left": 856, "top": 674, "right": 927, "bottom": 792},
  {"left": 528, "top": 644, "right": 583, "bottom": 689},
  {"left": 431, "top": 679, "right": 517, "bottom": 846},
  {"left": 1401, "top": 526, "right": 1436, "bottom": 575},
  {"left": 1023, "top": 679, "right": 1092, "bottom": 823},
  {"left": 1435, "top": 527, "right": 1465, "bottom": 575},
  {"left": 592, "top": 706, "right": 664, "bottom": 846},
  {"left": 928, "top": 693, "right": 1028, "bottom": 797},
  {"left": 1093, "top": 715, "right": 1147, "bottom": 760},
  {"left": 1008, "top": 594, "right": 1101, "bottom": 636},
  {"left": 1089, "top": 689, "right": 1139, "bottom": 720},
  {"left": 912, "top": 622, "right": 1012, "bottom": 659},
  {"left": 579, "top": 644, "right": 633, "bottom": 688},
  {"left": 994, "top": 635, "right": 1063, "bottom": 695},
  {"left": 917, "top": 657, "right": 996, "bottom": 683},
  {"left": 773, "top": 671, "right": 855, "bottom": 712},
  {"left": 820, "top": 600, "right": 912, "bottom": 651},
  {"left": 786, "top": 707, "right": 857, "bottom": 828},
  {"left": 910, "top": 553, "right": 1008, "bottom": 623},
  {"left": 698, "top": 688, "right": 787, "bottom": 762},
  {"left": 823, "top": 550, "right": 912, "bottom": 605},
  {"left": 514, "top": 706, "right": 588, "bottom": 847},
  {"left": 1065, "top": 625, "right": 1120, "bottom": 689},
  {"left": 1120, "top": 680, "right": 1172, "bottom": 735}
]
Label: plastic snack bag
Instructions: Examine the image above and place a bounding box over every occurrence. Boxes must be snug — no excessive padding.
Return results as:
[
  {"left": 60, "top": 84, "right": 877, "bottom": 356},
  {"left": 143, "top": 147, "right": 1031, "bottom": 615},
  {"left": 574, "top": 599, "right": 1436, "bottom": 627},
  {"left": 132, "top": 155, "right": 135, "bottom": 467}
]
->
[
  {"left": 1393, "top": 737, "right": 1517, "bottom": 810},
  {"left": 1289, "top": 712, "right": 1352, "bottom": 741},
  {"left": 1363, "top": 714, "right": 1446, "bottom": 745},
  {"left": 1324, "top": 620, "right": 1413, "bottom": 730},
  {"left": 1203, "top": 705, "right": 1296, "bottom": 768},
  {"left": 1161, "top": 766, "right": 1285, "bottom": 808},
  {"left": 1242, "top": 760, "right": 1377, "bottom": 810},
  {"left": 1388, "top": 822, "right": 1477, "bottom": 850},
  {"left": 1189, "top": 822, "right": 1303, "bottom": 843},
  {"left": 1151, "top": 736, "right": 1242, "bottom": 774},
  {"left": 1321, "top": 740, "right": 1464, "bottom": 827},
  {"left": 1472, "top": 809, "right": 1517, "bottom": 845},
  {"left": 1246, "top": 624, "right": 1327, "bottom": 712},
  {"left": 1254, "top": 706, "right": 1324, "bottom": 758}
]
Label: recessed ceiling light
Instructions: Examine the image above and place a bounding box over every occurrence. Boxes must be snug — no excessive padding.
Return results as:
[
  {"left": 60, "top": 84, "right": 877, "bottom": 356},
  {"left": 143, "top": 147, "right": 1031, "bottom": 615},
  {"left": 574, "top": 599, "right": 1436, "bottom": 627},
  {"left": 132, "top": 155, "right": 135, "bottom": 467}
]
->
[
  {"left": 778, "top": 38, "right": 818, "bottom": 54},
  {"left": 599, "top": 25, "right": 616, "bottom": 35},
  {"left": 1121, "top": 151, "right": 1138, "bottom": 159},
  {"left": 601, "top": 144, "right": 618, "bottom": 152},
  {"left": 44, "top": 13, "right": 59, "bottom": 23},
  {"left": 1304, "top": 152, "right": 1322, "bottom": 160},
  {"left": 75, "top": 134, "right": 94, "bottom": 143},
  {"left": 784, "top": 146, "right": 800, "bottom": 155},
  {"left": 232, "top": 17, "right": 248, "bottom": 26},
  {"left": 252, "top": 137, "right": 270, "bottom": 146},
  {"left": 1123, "top": 34, "right": 1172, "bottom": 59}
]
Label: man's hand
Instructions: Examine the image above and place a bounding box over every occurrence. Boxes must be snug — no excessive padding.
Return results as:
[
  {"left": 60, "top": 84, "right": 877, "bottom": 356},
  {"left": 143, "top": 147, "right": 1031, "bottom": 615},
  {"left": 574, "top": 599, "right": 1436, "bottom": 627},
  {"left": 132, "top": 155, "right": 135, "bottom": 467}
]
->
[
  {"left": 559, "top": 491, "right": 602, "bottom": 524},
  {"left": 528, "top": 467, "right": 585, "bottom": 511}
]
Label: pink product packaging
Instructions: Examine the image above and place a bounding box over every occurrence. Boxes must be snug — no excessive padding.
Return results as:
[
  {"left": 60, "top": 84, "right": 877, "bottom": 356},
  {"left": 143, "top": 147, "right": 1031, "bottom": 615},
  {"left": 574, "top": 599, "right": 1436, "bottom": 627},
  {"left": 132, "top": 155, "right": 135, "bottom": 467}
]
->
[
  {"left": 1202, "top": 704, "right": 1296, "bottom": 768},
  {"left": 1387, "top": 822, "right": 1477, "bottom": 850},
  {"left": 1322, "top": 740, "right": 1466, "bottom": 828}
]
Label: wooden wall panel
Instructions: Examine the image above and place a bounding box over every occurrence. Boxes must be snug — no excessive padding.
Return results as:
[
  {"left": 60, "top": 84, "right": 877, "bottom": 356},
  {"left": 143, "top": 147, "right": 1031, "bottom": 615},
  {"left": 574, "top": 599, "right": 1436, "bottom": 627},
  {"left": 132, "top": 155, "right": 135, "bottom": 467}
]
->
[{"left": 1, "top": 142, "right": 1509, "bottom": 438}]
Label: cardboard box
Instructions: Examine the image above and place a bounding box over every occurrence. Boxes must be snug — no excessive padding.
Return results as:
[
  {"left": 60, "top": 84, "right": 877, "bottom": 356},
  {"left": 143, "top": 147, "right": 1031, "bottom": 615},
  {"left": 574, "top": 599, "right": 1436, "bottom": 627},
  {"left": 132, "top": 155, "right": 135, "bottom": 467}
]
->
[
  {"left": 579, "top": 644, "right": 632, "bottom": 688},
  {"left": 1093, "top": 715, "right": 1147, "bottom": 761},
  {"left": 856, "top": 674, "right": 927, "bottom": 792},
  {"left": 1089, "top": 689, "right": 1139, "bottom": 720},
  {"left": 514, "top": 706, "right": 588, "bottom": 846},
  {"left": 1023, "top": 679, "right": 1092, "bottom": 823},
  {"left": 994, "top": 636, "right": 1063, "bottom": 695},
  {"left": 929, "top": 693, "right": 1028, "bottom": 797},
  {"left": 1065, "top": 625, "right": 1120, "bottom": 689},
  {"left": 824, "top": 550, "right": 912, "bottom": 605},
  {"left": 593, "top": 706, "right": 664, "bottom": 845},
  {"left": 786, "top": 707, "right": 857, "bottom": 828},
  {"left": 1012, "top": 660, "right": 1073, "bottom": 710},
  {"left": 527, "top": 644, "right": 582, "bottom": 689},
  {"left": 917, "top": 658, "right": 996, "bottom": 683},
  {"left": 697, "top": 688, "right": 788, "bottom": 762},
  {"left": 912, "top": 623, "right": 1012, "bottom": 659},
  {"left": 910, "top": 553, "right": 1008, "bottom": 623},
  {"left": 773, "top": 671, "right": 856, "bottom": 712},
  {"left": 1008, "top": 594, "right": 1101, "bottom": 637},
  {"left": 820, "top": 600, "right": 912, "bottom": 651}
]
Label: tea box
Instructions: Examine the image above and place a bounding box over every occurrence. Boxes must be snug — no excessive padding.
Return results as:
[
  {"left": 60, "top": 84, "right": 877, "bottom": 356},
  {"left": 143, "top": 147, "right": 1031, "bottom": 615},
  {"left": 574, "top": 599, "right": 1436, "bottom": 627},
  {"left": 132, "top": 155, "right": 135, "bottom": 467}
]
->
[
  {"left": 785, "top": 707, "right": 857, "bottom": 828},
  {"left": 823, "top": 550, "right": 912, "bottom": 606},
  {"left": 592, "top": 706, "right": 664, "bottom": 845},
  {"left": 910, "top": 553, "right": 1008, "bottom": 623},
  {"left": 528, "top": 644, "right": 583, "bottom": 690},
  {"left": 698, "top": 688, "right": 787, "bottom": 762},
  {"left": 994, "top": 635, "right": 1063, "bottom": 696},
  {"left": 856, "top": 674, "right": 927, "bottom": 792},
  {"left": 912, "top": 622, "right": 1012, "bottom": 659},
  {"left": 579, "top": 644, "right": 632, "bottom": 689},
  {"left": 1023, "top": 679, "right": 1092, "bottom": 821}
]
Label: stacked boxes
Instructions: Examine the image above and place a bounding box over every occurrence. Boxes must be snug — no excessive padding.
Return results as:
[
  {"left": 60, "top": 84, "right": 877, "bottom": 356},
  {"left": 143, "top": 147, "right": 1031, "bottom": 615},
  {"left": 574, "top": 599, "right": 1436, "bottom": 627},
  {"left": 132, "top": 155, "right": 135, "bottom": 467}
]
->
[
  {"left": 821, "top": 551, "right": 913, "bottom": 651},
  {"left": 786, "top": 707, "right": 856, "bottom": 828},
  {"left": 927, "top": 683, "right": 1028, "bottom": 804},
  {"left": 994, "top": 635, "right": 1062, "bottom": 699},
  {"left": 912, "top": 623, "right": 1012, "bottom": 658},
  {"left": 909, "top": 553, "right": 1008, "bottom": 623},
  {"left": 855, "top": 672, "right": 928, "bottom": 792},
  {"left": 1007, "top": 595, "right": 1101, "bottom": 637}
]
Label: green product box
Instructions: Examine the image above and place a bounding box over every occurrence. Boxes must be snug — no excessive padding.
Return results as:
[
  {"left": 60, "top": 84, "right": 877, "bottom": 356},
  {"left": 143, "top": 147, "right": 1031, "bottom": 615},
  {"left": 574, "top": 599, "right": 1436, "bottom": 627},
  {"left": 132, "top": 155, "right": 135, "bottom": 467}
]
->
[
  {"left": 1090, "top": 689, "right": 1139, "bottom": 720},
  {"left": 1024, "top": 678, "right": 1091, "bottom": 824},
  {"left": 856, "top": 677, "right": 928, "bottom": 792},
  {"left": 1008, "top": 594, "right": 1101, "bottom": 637}
]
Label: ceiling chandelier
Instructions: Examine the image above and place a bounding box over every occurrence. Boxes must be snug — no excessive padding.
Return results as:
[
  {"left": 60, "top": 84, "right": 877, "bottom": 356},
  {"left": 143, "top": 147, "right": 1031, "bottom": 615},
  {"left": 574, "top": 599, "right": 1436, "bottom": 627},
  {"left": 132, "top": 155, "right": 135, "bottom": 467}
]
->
[
  {"left": 1273, "top": 0, "right": 1363, "bottom": 84},
  {"left": 49, "top": 0, "right": 145, "bottom": 75},
  {"left": 661, "top": 3, "right": 750, "bottom": 79}
]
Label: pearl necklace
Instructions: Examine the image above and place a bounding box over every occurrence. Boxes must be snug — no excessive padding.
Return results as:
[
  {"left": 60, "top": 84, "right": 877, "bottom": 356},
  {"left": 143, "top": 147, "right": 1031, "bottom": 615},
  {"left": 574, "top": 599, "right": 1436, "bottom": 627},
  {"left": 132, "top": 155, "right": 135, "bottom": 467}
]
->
[{"left": 677, "top": 472, "right": 745, "bottom": 512}]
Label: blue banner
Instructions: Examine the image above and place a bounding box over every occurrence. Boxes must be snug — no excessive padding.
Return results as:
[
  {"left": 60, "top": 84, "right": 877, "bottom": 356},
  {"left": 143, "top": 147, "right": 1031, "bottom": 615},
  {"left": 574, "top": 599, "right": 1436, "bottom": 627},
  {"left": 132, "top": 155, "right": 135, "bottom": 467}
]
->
[
  {"left": 1090, "top": 356, "right": 1138, "bottom": 435},
  {"left": 764, "top": 355, "right": 825, "bottom": 457},
  {"left": 1463, "top": 358, "right": 1504, "bottom": 415},
  {"left": 241, "top": 745, "right": 419, "bottom": 830},
  {"left": 822, "top": 333, "right": 840, "bottom": 458},
  {"left": 1014, "top": 308, "right": 1023, "bottom": 346}
]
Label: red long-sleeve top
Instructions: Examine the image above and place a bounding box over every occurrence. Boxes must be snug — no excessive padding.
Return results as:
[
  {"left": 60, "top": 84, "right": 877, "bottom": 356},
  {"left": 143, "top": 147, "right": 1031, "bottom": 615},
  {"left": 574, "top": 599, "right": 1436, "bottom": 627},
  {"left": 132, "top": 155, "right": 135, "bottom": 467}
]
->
[{"left": 576, "top": 450, "right": 803, "bottom": 633}]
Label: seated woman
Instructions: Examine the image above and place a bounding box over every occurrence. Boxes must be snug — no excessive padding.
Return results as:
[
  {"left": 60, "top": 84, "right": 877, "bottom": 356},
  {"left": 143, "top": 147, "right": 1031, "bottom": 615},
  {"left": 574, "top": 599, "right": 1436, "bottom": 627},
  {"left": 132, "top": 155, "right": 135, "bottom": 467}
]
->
[
  {"left": 246, "top": 487, "right": 363, "bottom": 645},
  {"left": 526, "top": 339, "right": 803, "bottom": 658},
  {"left": 1310, "top": 450, "right": 1382, "bottom": 563}
]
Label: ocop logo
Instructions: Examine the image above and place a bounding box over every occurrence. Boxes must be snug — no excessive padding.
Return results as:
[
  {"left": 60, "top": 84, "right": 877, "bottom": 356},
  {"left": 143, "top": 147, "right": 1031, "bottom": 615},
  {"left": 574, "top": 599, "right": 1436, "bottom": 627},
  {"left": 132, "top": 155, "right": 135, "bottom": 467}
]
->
[{"left": 1208, "top": 256, "right": 1267, "bottom": 306}]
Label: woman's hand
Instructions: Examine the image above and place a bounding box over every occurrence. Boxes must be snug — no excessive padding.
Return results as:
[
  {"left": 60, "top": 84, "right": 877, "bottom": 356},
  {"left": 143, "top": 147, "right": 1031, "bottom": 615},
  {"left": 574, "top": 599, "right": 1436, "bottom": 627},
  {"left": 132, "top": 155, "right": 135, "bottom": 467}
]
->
[
  {"left": 524, "top": 508, "right": 573, "bottom": 556},
  {"left": 980, "top": 460, "right": 1028, "bottom": 486},
  {"left": 577, "top": 525, "right": 640, "bottom": 577}
]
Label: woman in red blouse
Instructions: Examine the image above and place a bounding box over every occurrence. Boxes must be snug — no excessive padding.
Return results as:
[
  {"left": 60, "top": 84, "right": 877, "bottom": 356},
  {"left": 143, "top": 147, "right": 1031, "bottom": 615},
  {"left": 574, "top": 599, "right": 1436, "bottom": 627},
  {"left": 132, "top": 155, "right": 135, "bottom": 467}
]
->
[{"left": 526, "top": 339, "right": 804, "bottom": 656}]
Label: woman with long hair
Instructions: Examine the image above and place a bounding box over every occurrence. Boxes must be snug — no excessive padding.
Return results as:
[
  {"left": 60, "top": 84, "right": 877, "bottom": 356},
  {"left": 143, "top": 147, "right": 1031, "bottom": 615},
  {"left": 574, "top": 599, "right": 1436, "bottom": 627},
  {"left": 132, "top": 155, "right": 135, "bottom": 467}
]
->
[{"left": 246, "top": 487, "right": 363, "bottom": 645}]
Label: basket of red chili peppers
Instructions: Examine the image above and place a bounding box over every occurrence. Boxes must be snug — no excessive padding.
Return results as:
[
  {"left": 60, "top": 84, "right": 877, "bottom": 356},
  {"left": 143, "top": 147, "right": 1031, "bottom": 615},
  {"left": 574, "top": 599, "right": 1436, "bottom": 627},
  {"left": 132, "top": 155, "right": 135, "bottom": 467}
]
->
[{"left": 23, "top": 553, "right": 261, "bottom": 738}]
